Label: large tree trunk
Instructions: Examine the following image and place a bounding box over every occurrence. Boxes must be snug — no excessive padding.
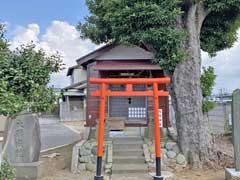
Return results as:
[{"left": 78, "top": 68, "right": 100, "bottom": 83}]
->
[{"left": 168, "top": 4, "right": 213, "bottom": 168}]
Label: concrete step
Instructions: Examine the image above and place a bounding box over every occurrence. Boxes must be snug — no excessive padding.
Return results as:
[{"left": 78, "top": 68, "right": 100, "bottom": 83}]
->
[
  {"left": 112, "top": 163, "right": 148, "bottom": 174},
  {"left": 111, "top": 173, "right": 151, "bottom": 180},
  {"left": 113, "top": 137, "right": 143, "bottom": 141},
  {"left": 113, "top": 157, "right": 145, "bottom": 164},
  {"left": 113, "top": 139, "right": 143, "bottom": 145},
  {"left": 113, "top": 144, "right": 143, "bottom": 150},
  {"left": 114, "top": 151, "right": 143, "bottom": 157},
  {"left": 113, "top": 154, "right": 145, "bottom": 160},
  {"left": 123, "top": 127, "right": 142, "bottom": 137},
  {"left": 111, "top": 173, "right": 150, "bottom": 180},
  {"left": 113, "top": 147, "right": 143, "bottom": 153}
]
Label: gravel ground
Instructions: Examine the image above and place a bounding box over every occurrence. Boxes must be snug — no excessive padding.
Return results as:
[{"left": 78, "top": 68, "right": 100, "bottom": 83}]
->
[
  {"left": 41, "top": 169, "right": 225, "bottom": 180},
  {"left": 42, "top": 171, "right": 152, "bottom": 180},
  {"left": 41, "top": 170, "right": 94, "bottom": 180}
]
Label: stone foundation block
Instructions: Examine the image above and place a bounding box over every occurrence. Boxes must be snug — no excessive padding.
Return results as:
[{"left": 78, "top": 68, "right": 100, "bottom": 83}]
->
[
  {"left": 225, "top": 168, "right": 240, "bottom": 180},
  {"left": 13, "top": 161, "right": 43, "bottom": 180}
]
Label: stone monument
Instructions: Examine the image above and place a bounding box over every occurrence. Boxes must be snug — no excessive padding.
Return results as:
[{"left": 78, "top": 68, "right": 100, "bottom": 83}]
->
[
  {"left": 225, "top": 89, "right": 240, "bottom": 180},
  {"left": 3, "top": 111, "right": 42, "bottom": 180}
]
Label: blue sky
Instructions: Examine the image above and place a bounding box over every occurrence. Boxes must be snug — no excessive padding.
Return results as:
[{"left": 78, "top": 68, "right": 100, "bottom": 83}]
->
[
  {"left": 0, "top": 0, "right": 97, "bottom": 88},
  {"left": 0, "top": 0, "right": 89, "bottom": 38},
  {"left": 1, "top": 1, "right": 240, "bottom": 93}
]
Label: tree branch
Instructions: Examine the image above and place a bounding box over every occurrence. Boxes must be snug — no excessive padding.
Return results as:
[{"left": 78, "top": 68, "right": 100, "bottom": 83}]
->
[{"left": 196, "top": 2, "right": 210, "bottom": 34}]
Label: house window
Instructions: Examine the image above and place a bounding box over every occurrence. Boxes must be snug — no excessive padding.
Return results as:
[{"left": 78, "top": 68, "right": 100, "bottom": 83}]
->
[
  {"left": 133, "top": 84, "right": 146, "bottom": 91},
  {"left": 69, "top": 97, "right": 84, "bottom": 111},
  {"left": 109, "top": 84, "right": 126, "bottom": 91}
]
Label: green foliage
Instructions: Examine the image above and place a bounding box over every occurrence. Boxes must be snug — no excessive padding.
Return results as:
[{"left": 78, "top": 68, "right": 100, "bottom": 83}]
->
[
  {"left": 79, "top": 0, "right": 240, "bottom": 71},
  {"left": 0, "top": 80, "right": 27, "bottom": 115},
  {"left": 200, "top": 66, "right": 216, "bottom": 113},
  {"left": 202, "top": 0, "right": 240, "bottom": 12},
  {"left": 202, "top": 100, "right": 215, "bottom": 113},
  {"left": 0, "top": 157, "right": 16, "bottom": 180},
  {"left": 0, "top": 25, "right": 64, "bottom": 116},
  {"left": 201, "top": 66, "right": 216, "bottom": 97},
  {"left": 201, "top": 0, "right": 240, "bottom": 56},
  {"left": 78, "top": 0, "right": 186, "bottom": 72}
]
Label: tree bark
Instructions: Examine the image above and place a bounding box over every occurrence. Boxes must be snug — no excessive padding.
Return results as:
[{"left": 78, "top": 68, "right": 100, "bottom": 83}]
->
[{"left": 168, "top": 3, "right": 213, "bottom": 168}]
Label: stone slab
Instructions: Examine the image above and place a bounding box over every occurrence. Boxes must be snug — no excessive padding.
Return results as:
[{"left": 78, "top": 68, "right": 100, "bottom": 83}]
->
[
  {"left": 13, "top": 161, "right": 43, "bottom": 180},
  {"left": 3, "top": 111, "right": 41, "bottom": 163},
  {"left": 232, "top": 89, "right": 240, "bottom": 171},
  {"left": 71, "top": 140, "right": 86, "bottom": 173},
  {"left": 111, "top": 173, "right": 151, "bottom": 180},
  {"left": 149, "top": 171, "right": 175, "bottom": 180},
  {"left": 108, "top": 117, "right": 125, "bottom": 131},
  {"left": 225, "top": 168, "right": 240, "bottom": 180}
]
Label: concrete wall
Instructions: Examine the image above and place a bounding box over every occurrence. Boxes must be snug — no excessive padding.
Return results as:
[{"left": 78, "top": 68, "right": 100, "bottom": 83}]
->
[
  {"left": 207, "top": 103, "right": 231, "bottom": 134},
  {"left": 71, "top": 68, "right": 87, "bottom": 84},
  {"left": 0, "top": 115, "right": 7, "bottom": 133},
  {"left": 60, "top": 101, "right": 86, "bottom": 121},
  {"left": 168, "top": 103, "right": 230, "bottom": 135}
]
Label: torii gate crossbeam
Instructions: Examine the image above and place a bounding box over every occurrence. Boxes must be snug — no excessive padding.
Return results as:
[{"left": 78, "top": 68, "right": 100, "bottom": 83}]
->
[{"left": 90, "top": 77, "right": 170, "bottom": 180}]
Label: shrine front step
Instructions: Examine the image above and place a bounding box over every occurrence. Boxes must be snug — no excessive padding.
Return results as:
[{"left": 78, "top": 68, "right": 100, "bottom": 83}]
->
[
  {"left": 112, "top": 137, "right": 148, "bottom": 176},
  {"left": 112, "top": 163, "right": 148, "bottom": 174},
  {"left": 113, "top": 143, "right": 142, "bottom": 150},
  {"left": 114, "top": 151, "right": 143, "bottom": 156},
  {"left": 113, "top": 157, "right": 145, "bottom": 164},
  {"left": 123, "top": 127, "right": 143, "bottom": 137},
  {"left": 113, "top": 137, "right": 143, "bottom": 144}
]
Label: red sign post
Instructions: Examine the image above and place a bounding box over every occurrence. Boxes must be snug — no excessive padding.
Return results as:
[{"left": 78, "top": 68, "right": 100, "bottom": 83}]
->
[{"left": 90, "top": 78, "right": 170, "bottom": 180}]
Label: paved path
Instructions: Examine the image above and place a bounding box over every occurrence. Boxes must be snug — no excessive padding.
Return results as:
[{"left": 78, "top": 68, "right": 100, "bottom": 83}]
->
[{"left": 39, "top": 117, "right": 81, "bottom": 151}]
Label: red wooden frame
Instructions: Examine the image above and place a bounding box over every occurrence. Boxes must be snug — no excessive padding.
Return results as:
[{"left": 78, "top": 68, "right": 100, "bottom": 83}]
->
[{"left": 90, "top": 77, "right": 170, "bottom": 180}]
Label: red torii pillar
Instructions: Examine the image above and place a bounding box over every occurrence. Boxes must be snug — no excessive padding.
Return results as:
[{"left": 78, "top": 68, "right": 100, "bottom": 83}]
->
[{"left": 90, "top": 78, "right": 170, "bottom": 180}]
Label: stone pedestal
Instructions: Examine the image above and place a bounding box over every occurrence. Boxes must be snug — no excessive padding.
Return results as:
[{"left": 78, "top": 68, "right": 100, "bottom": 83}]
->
[
  {"left": 95, "top": 119, "right": 110, "bottom": 141},
  {"left": 104, "top": 119, "right": 110, "bottom": 141},
  {"left": 13, "top": 161, "right": 43, "bottom": 180},
  {"left": 145, "top": 117, "right": 154, "bottom": 140},
  {"left": 161, "top": 128, "right": 168, "bottom": 142},
  {"left": 145, "top": 116, "right": 168, "bottom": 142},
  {"left": 225, "top": 168, "right": 240, "bottom": 180},
  {"left": 88, "top": 127, "right": 97, "bottom": 140}
]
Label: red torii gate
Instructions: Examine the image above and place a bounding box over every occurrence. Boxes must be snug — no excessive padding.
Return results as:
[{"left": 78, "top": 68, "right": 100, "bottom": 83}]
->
[{"left": 90, "top": 77, "right": 170, "bottom": 180}]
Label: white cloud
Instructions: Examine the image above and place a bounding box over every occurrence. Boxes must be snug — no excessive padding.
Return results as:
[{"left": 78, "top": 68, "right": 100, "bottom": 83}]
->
[
  {"left": 202, "top": 30, "right": 240, "bottom": 94},
  {"left": 10, "top": 21, "right": 240, "bottom": 93},
  {"left": 11, "top": 24, "right": 40, "bottom": 49},
  {"left": 10, "top": 21, "right": 97, "bottom": 88}
]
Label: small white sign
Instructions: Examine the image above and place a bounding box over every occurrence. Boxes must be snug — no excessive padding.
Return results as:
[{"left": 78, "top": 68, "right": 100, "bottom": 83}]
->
[
  {"left": 159, "top": 109, "right": 163, "bottom": 128},
  {"left": 229, "top": 113, "right": 232, "bottom": 126}
]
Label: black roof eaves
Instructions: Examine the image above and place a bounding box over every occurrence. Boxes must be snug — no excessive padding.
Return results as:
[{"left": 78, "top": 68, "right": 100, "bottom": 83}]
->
[
  {"left": 63, "top": 80, "right": 87, "bottom": 90},
  {"left": 66, "top": 64, "right": 80, "bottom": 76}
]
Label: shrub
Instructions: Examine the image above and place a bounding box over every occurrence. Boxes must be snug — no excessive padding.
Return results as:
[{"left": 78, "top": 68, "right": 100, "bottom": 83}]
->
[{"left": 0, "top": 156, "right": 16, "bottom": 180}]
